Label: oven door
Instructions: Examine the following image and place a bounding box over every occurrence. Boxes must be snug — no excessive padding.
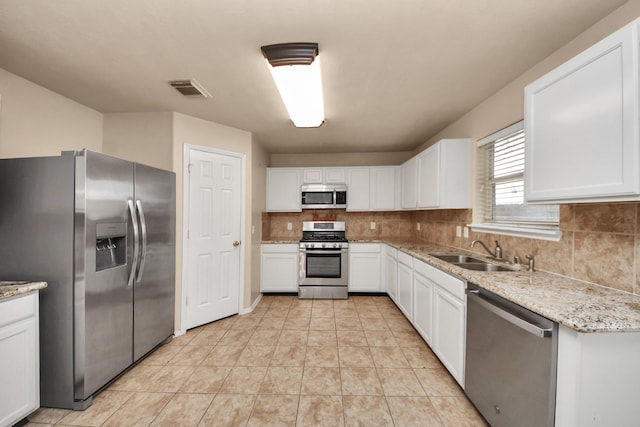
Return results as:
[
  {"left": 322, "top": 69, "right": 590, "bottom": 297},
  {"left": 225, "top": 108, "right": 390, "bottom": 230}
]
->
[{"left": 299, "top": 248, "right": 348, "bottom": 286}]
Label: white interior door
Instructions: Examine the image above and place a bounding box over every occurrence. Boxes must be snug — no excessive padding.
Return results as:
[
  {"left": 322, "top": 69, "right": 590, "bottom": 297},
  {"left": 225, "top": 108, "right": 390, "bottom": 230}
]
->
[{"left": 185, "top": 147, "right": 242, "bottom": 329}]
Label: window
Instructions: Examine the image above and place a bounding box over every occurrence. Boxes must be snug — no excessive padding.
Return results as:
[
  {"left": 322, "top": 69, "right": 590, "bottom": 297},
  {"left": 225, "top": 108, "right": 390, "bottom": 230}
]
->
[{"left": 471, "top": 120, "right": 561, "bottom": 241}]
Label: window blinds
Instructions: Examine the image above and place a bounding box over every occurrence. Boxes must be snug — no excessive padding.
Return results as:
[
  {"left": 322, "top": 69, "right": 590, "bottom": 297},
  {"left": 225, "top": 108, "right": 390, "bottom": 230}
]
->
[{"left": 477, "top": 121, "right": 559, "bottom": 225}]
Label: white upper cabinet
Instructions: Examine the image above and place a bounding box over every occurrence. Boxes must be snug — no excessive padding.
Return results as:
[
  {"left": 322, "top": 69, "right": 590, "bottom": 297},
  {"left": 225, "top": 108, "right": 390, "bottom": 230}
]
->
[
  {"left": 401, "top": 157, "right": 418, "bottom": 209},
  {"left": 345, "top": 167, "right": 371, "bottom": 211},
  {"left": 267, "top": 168, "right": 302, "bottom": 212},
  {"left": 404, "top": 138, "right": 471, "bottom": 210},
  {"left": 525, "top": 19, "right": 639, "bottom": 203},
  {"left": 324, "top": 168, "right": 346, "bottom": 184},
  {"left": 371, "top": 166, "right": 399, "bottom": 211},
  {"left": 302, "top": 167, "right": 346, "bottom": 184}
]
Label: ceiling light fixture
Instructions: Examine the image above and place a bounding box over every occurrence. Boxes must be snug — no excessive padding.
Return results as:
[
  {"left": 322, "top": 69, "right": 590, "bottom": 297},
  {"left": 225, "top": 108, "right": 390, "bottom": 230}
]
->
[{"left": 261, "top": 42, "right": 324, "bottom": 128}]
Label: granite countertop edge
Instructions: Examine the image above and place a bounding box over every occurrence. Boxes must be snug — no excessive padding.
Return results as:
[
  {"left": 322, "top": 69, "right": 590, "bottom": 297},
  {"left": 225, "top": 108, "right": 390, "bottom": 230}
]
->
[
  {"left": 263, "top": 238, "right": 640, "bottom": 333},
  {"left": 0, "top": 281, "right": 48, "bottom": 300}
]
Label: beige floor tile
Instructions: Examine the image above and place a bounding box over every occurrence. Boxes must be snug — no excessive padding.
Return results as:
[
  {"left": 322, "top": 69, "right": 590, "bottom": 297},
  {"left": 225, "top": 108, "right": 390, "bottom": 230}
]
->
[
  {"left": 335, "top": 317, "right": 363, "bottom": 331},
  {"left": 364, "top": 330, "right": 398, "bottom": 347},
  {"left": 264, "top": 306, "right": 290, "bottom": 317},
  {"left": 401, "top": 346, "right": 442, "bottom": 368},
  {"left": 392, "top": 330, "right": 427, "bottom": 347},
  {"left": 297, "top": 395, "right": 344, "bottom": 427},
  {"left": 338, "top": 346, "right": 375, "bottom": 368},
  {"left": 168, "top": 331, "right": 200, "bottom": 346},
  {"left": 311, "top": 306, "right": 335, "bottom": 318},
  {"left": 237, "top": 345, "right": 275, "bottom": 366},
  {"left": 334, "top": 307, "right": 359, "bottom": 318},
  {"left": 109, "top": 364, "right": 163, "bottom": 392},
  {"left": 248, "top": 394, "right": 299, "bottom": 426},
  {"left": 220, "top": 366, "right": 268, "bottom": 394},
  {"left": 188, "top": 329, "right": 227, "bottom": 347},
  {"left": 150, "top": 393, "right": 214, "bottom": 426},
  {"left": 257, "top": 316, "right": 286, "bottom": 330},
  {"left": 359, "top": 317, "right": 389, "bottom": 331},
  {"left": 304, "top": 346, "right": 339, "bottom": 367},
  {"left": 101, "top": 392, "right": 173, "bottom": 427},
  {"left": 337, "top": 330, "right": 368, "bottom": 347},
  {"left": 430, "top": 396, "right": 489, "bottom": 427},
  {"left": 309, "top": 316, "right": 336, "bottom": 331},
  {"left": 200, "top": 315, "right": 237, "bottom": 331},
  {"left": 270, "top": 345, "right": 307, "bottom": 367},
  {"left": 260, "top": 366, "right": 304, "bottom": 394},
  {"left": 231, "top": 316, "right": 260, "bottom": 330},
  {"left": 288, "top": 306, "right": 312, "bottom": 317},
  {"left": 307, "top": 330, "right": 338, "bottom": 347},
  {"left": 301, "top": 367, "right": 341, "bottom": 395},
  {"left": 414, "top": 368, "right": 464, "bottom": 397},
  {"left": 201, "top": 345, "right": 244, "bottom": 367},
  {"left": 377, "top": 368, "right": 426, "bottom": 396},
  {"left": 56, "top": 390, "right": 132, "bottom": 426},
  {"left": 180, "top": 366, "right": 231, "bottom": 393},
  {"left": 312, "top": 300, "right": 334, "bottom": 309},
  {"left": 386, "top": 319, "right": 416, "bottom": 334},
  {"left": 217, "top": 329, "right": 254, "bottom": 346},
  {"left": 248, "top": 329, "right": 282, "bottom": 346},
  {"left": 28, "top": 408, "right": 72, "bottom": 424},
  {"left": 199, "top": 393, "right": 256, "bottom": 427},
  {"left": 370, "top": 347, "right": 411, "bottom": 368},
  {"left": 355, "top": 308, "right": 382, "bottom": 318},
  {"left": 282, "top": 315, "right": 311, "bottom": 330},
  {"left": 167, "top": 345, "right": 213, "bottom": 366},
  {"left": 386, "top": 396, "right": 444, "bottom": 426},
  {"left": 340, "top": 367, "right": 383, "bottom": 396},
  {"left": 140, "top": 344, "right": 183, "bottom": 366},
  {"left": 342, "top": 395, "right": 394, "bottom": 427},
  {"left": 278, "top": 329, "right": 309, "bottom": 346},
  {"left": 149, "top": 365, "right": 197, "bottom": 392}
]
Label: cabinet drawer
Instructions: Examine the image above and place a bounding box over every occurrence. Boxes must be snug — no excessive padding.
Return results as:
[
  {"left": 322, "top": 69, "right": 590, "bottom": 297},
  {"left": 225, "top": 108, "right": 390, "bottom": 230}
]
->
[
  {"left": 0, "top": 293, "right": 37, "bottom": 328},
  {"left": 261, "top": 244, "right": 299, "bottom": 254},
  {"left": 419, "top": 262, "right": 465, "bottom": 300},
  {"left": 350, "top": 243, "right": 381, "bottom": 253},
  {"left": 397, "top": 251, "right": 413, "bottom": 267},
  {"left": 383, "top": 244, "right": 397, "bottom": 258}
]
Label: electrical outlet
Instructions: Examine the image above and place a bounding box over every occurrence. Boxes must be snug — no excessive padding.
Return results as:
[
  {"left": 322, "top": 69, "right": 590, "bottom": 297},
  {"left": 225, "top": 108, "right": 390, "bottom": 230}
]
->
[
  {"left": 287, "top": 222, "right": 292, "bottom": 231},
  {"left": 456, "top": 225, "right": 462, "bottom": 237},
  {"left": 416, "top": 222, "right": 421, "bottom": 231},
  {"left": 370, "top": 222, "right": 376, "bottom": 230},
  {"left": 463, "top": 227, "right": 469, "bottom": 239}
]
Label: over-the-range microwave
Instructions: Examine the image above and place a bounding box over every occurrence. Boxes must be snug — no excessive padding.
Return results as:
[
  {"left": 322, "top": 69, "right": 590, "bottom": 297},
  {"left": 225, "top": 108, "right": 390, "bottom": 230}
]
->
[{"left": 301, "top": 184, "right": 347, "bottom": 209}]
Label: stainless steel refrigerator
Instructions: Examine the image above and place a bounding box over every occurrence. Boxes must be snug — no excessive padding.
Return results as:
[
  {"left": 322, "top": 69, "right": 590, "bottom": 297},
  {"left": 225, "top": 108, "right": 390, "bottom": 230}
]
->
[{"left": 0, "top": 150, "right": 176, "bottom": 410}]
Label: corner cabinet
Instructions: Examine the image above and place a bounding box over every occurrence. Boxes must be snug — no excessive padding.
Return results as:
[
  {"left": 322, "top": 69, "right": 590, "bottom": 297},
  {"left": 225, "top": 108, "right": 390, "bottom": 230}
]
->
[
  {"left": 382, "top": 245, "right": 398, "bottom": 303},
  {"left": 260, "top": 244, "right": 299, "bottom": 292},
  {"left": 524, "top": 18, "right": 640, "bottom": 203},
  {"left": 396, "top": 251, "right": 414, "bottom": 321},
  {"left": 266, "top": 168, "right": 301, "bottom": 212},
  {"left": 0, "top": 292, "right": 40, "bottom": 427}
]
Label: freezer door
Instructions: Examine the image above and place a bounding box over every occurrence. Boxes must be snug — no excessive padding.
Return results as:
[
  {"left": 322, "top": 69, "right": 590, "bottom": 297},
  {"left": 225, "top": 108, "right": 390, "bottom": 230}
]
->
[
  {"left": 75, "top": 151, "right": 134, "bottom": 401},
  {"left": 133, "top": 163, "right": 176, "bottom": 361}
]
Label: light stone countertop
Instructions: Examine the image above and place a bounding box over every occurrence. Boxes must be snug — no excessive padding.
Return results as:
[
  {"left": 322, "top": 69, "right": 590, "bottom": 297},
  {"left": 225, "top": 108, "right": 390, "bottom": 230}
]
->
[
  {"left": 263, "top": 238, "right": 640, "bottom": 333},
  {"left": 0, "top": 281, "right": 47, "bottom": 300}
]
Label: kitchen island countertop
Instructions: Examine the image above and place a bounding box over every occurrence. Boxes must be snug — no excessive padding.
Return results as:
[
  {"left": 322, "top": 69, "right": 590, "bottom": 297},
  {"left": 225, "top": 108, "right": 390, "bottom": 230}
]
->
[{"left": 0, "top": 281, "right": 47, "bottom": 300}]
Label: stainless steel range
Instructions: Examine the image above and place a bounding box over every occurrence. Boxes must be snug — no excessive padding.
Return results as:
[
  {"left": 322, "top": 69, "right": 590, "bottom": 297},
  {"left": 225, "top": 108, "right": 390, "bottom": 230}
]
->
[{"left": 299, "top": 221, "right": 349, "bottom": 299}]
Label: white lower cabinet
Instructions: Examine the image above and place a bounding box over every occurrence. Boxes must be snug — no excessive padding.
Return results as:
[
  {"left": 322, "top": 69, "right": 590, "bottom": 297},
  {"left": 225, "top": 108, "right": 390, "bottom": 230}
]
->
[
  {"left": 382, "top": 245, "right": 398, "bottom": 303},
  {"left": 396, "top": 251, "right": 414, "bottom": 322},
  {"left": 348, "top": 244, "right": 382, "bottom": 292},
  {"left": 412, "top": 260, "right": 434, "bottom": 345},
  {"left": 432, "top": 283, "right": 466, "bottom": 386},
  {"left": 0, "top": 292, "right": 40, "bottom": 427},
  {"left": 260, "top": 244, "right": 299, "bottom": 292}
]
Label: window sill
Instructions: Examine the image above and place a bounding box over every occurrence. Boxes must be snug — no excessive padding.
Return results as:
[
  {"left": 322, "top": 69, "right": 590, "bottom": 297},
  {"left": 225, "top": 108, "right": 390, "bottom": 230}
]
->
[{"left": 468, "top": 223, "right": 562, "bottom": 242}]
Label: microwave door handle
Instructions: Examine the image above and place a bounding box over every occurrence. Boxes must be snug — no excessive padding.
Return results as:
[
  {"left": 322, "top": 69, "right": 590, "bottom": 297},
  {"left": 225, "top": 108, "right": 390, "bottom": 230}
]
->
[
  {"left": 127, "top": 200, "right": 140, "bottom": 287},
  {"left": 135, "top": 200, "right": 148, "bottom": 283}
]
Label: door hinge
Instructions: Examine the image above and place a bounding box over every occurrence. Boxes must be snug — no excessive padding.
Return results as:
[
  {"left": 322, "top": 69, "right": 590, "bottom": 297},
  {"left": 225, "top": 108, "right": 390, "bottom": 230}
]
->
[
  {"left": 186, "top": 296, "right": 189, "bottom": 307},
  {"left": 188, "top": 163, "right": 193, "bottom": 173},
  {"left": 187, "top": 229, "right": 190, "bottom": 239}
]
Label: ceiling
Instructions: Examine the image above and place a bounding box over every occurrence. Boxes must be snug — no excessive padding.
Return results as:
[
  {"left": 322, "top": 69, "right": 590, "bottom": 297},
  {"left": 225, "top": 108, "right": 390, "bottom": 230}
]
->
[{"left": 0, "top": 0, "right": 628, "bottom": 154}]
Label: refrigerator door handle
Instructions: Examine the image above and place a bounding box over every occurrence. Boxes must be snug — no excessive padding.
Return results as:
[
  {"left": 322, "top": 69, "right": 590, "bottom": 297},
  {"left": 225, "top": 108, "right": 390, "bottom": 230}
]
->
[
  {"left": 135, "top": 200, "right": 148, "bottom": 283},
  {"left": 127, "top": 199, "right": 140, "bottom": 287}
]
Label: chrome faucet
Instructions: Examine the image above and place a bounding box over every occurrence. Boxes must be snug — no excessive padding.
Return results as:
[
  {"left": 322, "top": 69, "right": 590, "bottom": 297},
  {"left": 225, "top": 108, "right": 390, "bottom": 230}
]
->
[
  {"left": 471, "top": 239, "right": 503, "bottom": 259},
  {"left": 525, "top": 254, "right": 535, "bottom": 272}
]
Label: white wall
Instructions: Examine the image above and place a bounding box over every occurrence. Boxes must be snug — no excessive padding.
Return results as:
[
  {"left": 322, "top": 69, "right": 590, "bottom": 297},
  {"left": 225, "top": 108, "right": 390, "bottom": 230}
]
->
[
  {"left": 0, "top": 68, "right": 102, "bottom": 157},
  {"left": 251, "top": 135, "right": 269, "bottom": 304}
]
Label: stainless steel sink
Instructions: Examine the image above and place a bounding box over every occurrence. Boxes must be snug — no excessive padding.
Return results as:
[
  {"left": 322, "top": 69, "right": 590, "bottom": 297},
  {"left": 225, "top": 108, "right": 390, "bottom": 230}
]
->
[
  {"left": 455, "top": 262, "right": 513, "bottom": 272},
  {"left": 430, "top": 253, "right": 486, "bottom": 264}
]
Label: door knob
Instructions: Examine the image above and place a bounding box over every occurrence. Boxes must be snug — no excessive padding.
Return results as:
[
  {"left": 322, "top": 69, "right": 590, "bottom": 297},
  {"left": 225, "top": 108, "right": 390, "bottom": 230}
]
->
[{"left": 233, "top": 240, "right": 241, "bottom": 247}]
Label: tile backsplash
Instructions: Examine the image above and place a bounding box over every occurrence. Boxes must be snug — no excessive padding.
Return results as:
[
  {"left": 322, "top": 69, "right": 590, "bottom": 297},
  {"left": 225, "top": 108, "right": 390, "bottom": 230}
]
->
[{"left": 263, "top": 203, "right": 640, "bottom": 295}]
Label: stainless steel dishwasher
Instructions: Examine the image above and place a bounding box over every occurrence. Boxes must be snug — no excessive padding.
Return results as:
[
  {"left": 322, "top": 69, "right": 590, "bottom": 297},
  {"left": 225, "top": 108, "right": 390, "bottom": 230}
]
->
[{"left": 465, "top": 283, "right": 558, "bottom": 427}]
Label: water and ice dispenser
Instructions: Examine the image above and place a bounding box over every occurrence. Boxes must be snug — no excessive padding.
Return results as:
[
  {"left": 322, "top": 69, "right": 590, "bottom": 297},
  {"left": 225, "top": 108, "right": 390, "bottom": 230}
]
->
[{"left": 95, "top": 222, "right": 126, "bottom": 271}]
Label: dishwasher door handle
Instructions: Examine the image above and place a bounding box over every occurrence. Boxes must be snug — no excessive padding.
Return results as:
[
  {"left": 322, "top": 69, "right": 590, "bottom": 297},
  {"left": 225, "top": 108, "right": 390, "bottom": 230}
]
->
[{"left": 468, "top": 292, "right": 553, "bottom": 338}]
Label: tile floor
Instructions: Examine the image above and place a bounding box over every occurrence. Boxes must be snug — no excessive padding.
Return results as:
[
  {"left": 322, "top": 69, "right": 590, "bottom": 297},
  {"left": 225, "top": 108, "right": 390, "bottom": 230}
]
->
[{"left": 27, "top": 295, "right": 487, "bottom": 426}]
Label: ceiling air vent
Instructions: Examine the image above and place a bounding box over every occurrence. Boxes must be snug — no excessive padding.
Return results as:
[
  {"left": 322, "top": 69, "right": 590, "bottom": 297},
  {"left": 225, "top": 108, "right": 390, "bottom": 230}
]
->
[{"left": 169, "top": 79, "right": 211, "bottom": 98}]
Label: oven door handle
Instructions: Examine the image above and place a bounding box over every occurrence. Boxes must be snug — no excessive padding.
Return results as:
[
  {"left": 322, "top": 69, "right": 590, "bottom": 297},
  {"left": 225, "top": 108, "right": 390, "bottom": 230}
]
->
[{"left": 300, "top": 249, "right": 346, "bottom": 255}]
